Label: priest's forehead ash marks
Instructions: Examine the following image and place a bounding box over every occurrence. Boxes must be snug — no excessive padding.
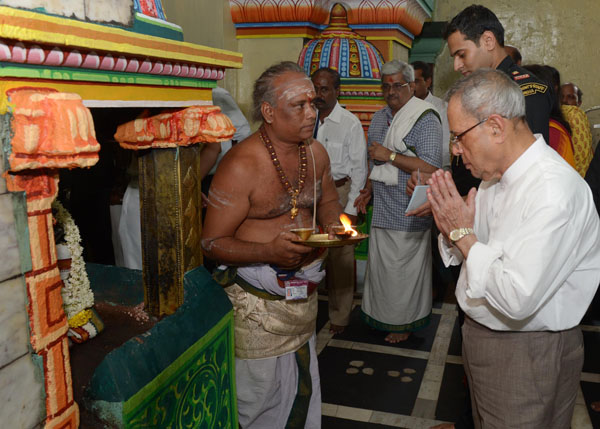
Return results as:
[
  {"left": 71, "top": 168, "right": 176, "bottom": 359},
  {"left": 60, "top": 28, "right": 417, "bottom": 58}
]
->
[
  {"left": 277, "top": 75, "right": 315, "bottom": 102},
  {"left": 207, "top": 187, "right": 233, "bottom": 208}
]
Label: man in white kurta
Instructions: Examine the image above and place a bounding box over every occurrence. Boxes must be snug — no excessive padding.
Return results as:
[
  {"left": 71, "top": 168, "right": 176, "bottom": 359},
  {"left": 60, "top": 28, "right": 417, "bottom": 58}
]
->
[
  {"left": 428, "top": 69, "right": 600, "bottom": 428},
  {"left": 312, "top": 67, "right": 368, "bottom": 333}
]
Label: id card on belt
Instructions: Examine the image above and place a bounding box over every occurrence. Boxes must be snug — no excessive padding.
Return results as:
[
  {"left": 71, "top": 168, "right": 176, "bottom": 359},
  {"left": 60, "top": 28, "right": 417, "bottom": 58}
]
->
[{"left": 285, "top": 279, "right": 308, "bottom": 300}]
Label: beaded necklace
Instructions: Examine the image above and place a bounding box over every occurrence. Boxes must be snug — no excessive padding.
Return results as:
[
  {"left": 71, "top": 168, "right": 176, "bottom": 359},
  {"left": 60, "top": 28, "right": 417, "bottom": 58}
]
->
[{"left": 259, "top": 125, "right": 307, "bottom": 219}]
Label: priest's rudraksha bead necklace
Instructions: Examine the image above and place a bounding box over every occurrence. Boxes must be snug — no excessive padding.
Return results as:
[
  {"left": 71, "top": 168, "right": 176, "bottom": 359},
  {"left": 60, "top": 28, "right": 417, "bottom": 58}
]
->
[{"left": 259, "top": 125, "right": 307, "bottom": 219}]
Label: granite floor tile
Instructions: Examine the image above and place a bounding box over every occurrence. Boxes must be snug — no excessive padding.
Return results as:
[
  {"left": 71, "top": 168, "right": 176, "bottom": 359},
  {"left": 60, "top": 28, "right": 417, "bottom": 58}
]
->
[
  {"left": 446, "top": 317, "right": 463, "bottom": 357},
  {"left": 315, "top": 287, "right": 598, "bottom": 429},
  {"left": 323, "top": 415, "right": 401, "bottom": 428},
  {"left": 583, "top": 330, "right": 600, "bottom": 374},
  {"left": 580, "top": 381, "right": 600, "bottom": 428},
  {"left": 370, "top": 410, "right": 449, "bottom": 429},
  {"left": 434, "top": 362, "right": 469, "bottom": 423},
  {"left": 332, "top": 307, "right": 441, "bottom": 353},
  {"left": 335, "top": 405, "right": 373, "bottom": 422},
  {"left": 319, "top": 346, "right": 427, "bottom": 416}
]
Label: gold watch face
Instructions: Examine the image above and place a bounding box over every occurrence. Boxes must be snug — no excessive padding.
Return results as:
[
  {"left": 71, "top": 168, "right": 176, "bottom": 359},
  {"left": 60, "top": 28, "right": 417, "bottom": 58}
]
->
[{"left": 449, "top": 229, "right": 461, "bottom": 241}]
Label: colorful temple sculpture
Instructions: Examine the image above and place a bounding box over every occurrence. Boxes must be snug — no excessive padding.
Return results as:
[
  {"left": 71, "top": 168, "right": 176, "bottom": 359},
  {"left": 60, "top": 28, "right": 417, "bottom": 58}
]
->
[
  {"left": 298, "top": 3, "right": 386, "bottom": 131},
  {"left": 229, "top": 0, "right": 432, "bottom": 129},
  {"left": 0, "top": 1, "right": 242, "bottom": 427},
  {"left": 229, "top": 0, "right": 432, "bottom": 52}
]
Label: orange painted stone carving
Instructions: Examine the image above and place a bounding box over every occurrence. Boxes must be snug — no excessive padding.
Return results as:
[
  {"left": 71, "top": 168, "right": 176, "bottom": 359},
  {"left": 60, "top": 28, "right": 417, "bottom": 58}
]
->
[
  {"left": 3, "top": 87, "right": 98, "bottom": 429},
  {"left": 4, "top": 170, "right": 77, "bottom": 429},
  {"left": 229, "top": 0, "right": 428, "bottom": 36},
  {"left": 114, "top": 105, "right": 236, "bottom": 150},
  {"left": 7, "top": 88, "right": 100, "bottom": 171}
]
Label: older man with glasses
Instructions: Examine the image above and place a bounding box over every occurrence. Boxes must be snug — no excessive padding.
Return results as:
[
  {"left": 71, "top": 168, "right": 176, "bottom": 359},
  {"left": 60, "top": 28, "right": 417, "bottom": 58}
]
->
[
  {"left": 354, "top": 59, "right": 442, "bottom": 343},
  {"left": 428, "top": 68, "right": 600, "bottom": 428}
]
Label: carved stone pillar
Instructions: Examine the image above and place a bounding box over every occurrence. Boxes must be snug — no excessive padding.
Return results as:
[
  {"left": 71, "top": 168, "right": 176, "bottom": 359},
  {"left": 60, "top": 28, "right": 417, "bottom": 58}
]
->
[
  {"left": 114, "top": 106, "right": 234, "bottom": 317},
  {"left": 138, "top": 145, "right": 204, "bottom": 316}
]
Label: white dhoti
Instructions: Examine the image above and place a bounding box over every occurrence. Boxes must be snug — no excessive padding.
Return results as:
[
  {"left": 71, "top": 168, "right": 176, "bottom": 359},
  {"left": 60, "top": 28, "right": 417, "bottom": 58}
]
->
[
  {"left": 219, "top": 260, "right": 325, "bottom": 428},
  {"left": 117, "top": 183, "right": 142, "bottom": 270},
  {"left": 361, "top": 227, "right": 432, "bottom": 332},
  {"left": 235, "top": 334, "right": 321, "bottom": 429}
]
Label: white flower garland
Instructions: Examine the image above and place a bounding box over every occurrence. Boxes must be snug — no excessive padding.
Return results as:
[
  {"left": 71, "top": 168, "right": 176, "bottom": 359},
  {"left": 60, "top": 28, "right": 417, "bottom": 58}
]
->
[{"left": 52, "top": 200, "right": 95, "bottom": 320}]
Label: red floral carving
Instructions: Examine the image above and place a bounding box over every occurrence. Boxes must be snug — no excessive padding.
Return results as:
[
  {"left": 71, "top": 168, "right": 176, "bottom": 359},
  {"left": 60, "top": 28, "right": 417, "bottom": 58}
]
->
[{"left": 114, "top": 105, "right": 236, "bottom": 150}]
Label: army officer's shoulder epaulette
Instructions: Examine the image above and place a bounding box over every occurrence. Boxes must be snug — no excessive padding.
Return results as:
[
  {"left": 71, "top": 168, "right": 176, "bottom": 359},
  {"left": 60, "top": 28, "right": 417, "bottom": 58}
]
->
[
  {"left": 510, "top": 68, "right": 531, "bottom": 81},
  {"left": 510, "top": 67, "right": 549, "bottom": 97}
]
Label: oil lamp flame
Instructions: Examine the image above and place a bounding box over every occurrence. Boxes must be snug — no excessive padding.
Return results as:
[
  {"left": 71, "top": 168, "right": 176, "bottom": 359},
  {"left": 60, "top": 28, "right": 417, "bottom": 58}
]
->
[{"left": 339, "top": 214, "right": 358, "bottom": 237}]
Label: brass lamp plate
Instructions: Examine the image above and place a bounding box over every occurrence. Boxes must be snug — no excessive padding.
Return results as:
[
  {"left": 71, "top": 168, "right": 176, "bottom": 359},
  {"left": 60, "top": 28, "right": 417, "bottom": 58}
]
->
[{"left": 292, "top": 233, "right": 368, "bottom": 248}]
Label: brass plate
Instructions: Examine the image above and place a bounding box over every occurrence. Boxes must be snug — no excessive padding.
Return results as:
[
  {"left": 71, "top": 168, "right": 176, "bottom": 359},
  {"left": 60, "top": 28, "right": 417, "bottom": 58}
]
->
[{"left": 292, "top": 233, "right": 369, "bottom": 248}]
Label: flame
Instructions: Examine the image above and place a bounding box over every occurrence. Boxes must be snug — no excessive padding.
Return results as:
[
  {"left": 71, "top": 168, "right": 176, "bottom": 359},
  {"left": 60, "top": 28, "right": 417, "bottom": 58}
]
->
[{"left": 339, "top": 214, "right": 358, "bottom": 237}]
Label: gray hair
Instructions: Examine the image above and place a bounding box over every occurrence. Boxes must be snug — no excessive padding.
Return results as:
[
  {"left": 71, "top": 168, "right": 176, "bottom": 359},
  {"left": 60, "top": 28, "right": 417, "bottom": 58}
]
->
[
  {"left": 252, "top": 61, "right": 306, "bottom": 123},
  {"left": 445, "top": 68, "right": 525, "bottom": 120},
  {"left": 381, "top": 59, "right": 414, "bottom": 83}
]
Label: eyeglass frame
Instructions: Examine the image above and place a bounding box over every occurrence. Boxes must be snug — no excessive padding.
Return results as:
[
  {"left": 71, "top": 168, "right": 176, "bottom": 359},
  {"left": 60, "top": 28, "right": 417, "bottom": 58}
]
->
[
  {"left": 450, "top": 117, "right": 489, "bottom": 147},
  {"left": 381, "top": 82, "right": 410, "bottom": 93}
]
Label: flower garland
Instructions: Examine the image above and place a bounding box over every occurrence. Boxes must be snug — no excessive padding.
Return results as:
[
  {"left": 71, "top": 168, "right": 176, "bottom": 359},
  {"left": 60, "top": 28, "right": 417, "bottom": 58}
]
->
[{"left": 52, "top": 200, "right": 95, "bottom": 326}]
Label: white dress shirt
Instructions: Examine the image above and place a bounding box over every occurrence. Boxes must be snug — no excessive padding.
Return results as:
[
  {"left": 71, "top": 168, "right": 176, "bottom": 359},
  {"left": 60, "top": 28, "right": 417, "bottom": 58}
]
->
[
  {"left": 440, "top": 136, "right": 600, "bottom": 331},
  {"left": 316, "top": 102, "right": 368, "bottom": 216},
  {"left": 425, "top": 92, "right": 451, "bottom": 170}
]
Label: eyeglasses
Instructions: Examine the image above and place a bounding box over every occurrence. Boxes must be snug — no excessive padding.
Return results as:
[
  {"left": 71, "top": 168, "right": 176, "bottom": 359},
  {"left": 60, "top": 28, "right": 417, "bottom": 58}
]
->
[
  {"left": 382, "top": 82, "right": 410, "bottom": 92},
  {"left": 450, "top": 117, "right": 489, "bottom": 146}
]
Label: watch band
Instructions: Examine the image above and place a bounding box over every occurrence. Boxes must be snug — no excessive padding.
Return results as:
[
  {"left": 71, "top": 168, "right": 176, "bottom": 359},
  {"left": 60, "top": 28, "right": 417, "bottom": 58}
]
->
[
  {"left": 389, "top": 151, "right": 397, "bottom": 162},
  {"left": 449, "top": 227, "right": 474, "bottom": 242}
]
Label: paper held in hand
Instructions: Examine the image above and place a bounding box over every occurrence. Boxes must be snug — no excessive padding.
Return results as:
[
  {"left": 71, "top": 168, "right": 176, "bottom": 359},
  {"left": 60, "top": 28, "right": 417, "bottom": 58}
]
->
[{"left": 405, "top": 185, "right": 429, "bottom": 213}]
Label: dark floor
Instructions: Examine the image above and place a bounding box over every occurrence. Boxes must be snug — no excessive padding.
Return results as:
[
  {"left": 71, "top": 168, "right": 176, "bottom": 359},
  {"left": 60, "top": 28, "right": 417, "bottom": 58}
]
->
[
  {"left": 70, "top": 301, "right": 157, "bottom": 428},
  {"left": 316, "top": 286, "right": 600, "bottom": 428}
]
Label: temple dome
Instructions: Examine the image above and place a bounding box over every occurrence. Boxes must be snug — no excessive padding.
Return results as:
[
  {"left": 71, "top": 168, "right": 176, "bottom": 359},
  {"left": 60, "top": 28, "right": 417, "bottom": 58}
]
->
[{"left": 298, "top": 3, "right": 383, "bottom": 80}]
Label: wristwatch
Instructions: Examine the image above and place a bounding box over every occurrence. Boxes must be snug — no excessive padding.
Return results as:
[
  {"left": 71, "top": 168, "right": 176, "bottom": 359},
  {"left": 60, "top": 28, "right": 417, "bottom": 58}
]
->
[
  {"left": 388, "top": 151, "right": 397, "bottom": 162},
  {"left": 449, "top": 227, "right": 474, "bottom": 242}
]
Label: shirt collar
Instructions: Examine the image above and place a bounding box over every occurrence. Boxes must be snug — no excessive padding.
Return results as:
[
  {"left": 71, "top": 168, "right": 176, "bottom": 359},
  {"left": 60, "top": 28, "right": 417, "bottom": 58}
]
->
[
  {"left": 382, "top": 105, "right": 394, "bottom": 120},
  {"left": 496, "top": 55, "right": 514, "bottom": 73},
  {"left": 321, "top": 101, "right": 343, "bottom": 124},
  {"left": 500, "top": 134, "right": 546, "bottom": 187}
]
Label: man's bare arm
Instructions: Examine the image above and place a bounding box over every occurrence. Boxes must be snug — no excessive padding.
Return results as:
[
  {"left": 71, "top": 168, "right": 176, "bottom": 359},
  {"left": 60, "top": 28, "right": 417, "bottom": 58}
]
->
[{"left": 354, "top": 179, "right": 372, "bottom": 214}]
